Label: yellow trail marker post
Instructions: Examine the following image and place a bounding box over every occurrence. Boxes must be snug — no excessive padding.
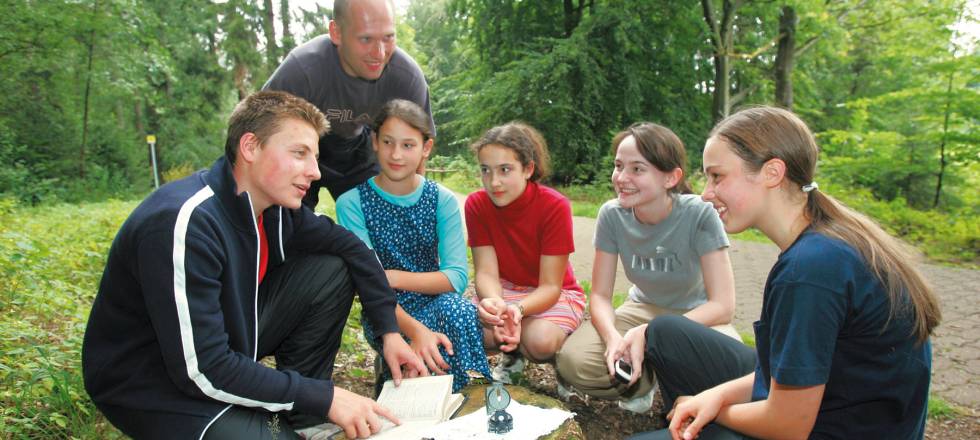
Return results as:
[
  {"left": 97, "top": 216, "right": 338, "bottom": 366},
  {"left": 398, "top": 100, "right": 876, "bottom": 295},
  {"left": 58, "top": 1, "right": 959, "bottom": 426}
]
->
[{"left": 147, "top": 134, "right": 159, "bottom": 189}]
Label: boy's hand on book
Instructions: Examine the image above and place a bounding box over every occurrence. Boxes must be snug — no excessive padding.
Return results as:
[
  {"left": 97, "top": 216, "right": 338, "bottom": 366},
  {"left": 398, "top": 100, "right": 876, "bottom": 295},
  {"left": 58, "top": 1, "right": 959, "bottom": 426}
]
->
[
  {"left": 411, "top": 328, "right": 453, "bottom": 375},
  {"left": 328, "top": 387, "right": 400, "bottom": 439},
  {"left": 381, "top": 332, "right": 428, "bottom": 385}
]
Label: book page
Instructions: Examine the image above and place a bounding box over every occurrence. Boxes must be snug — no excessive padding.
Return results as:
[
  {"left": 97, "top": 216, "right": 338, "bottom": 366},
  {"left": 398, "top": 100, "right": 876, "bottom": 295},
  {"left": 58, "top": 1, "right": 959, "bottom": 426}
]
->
[
  {"left": 376, "top": 375, "right": 452, "bottom": 422},
  {"left": 442, "top": 393, "right": 464, "bottom": 420}
]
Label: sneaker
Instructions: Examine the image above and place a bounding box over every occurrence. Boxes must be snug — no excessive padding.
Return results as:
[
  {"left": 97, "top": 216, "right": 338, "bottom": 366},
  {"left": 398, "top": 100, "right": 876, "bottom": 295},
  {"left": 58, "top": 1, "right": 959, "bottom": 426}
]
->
[
  {"left": 295, "top": 422, "right": 342, "bottom": 440},
  {"left": 617, "top": 386, "right": 656, "bottom": 414},
  {"left": 491, "top": 352, "right": 525, "bottom": 384}
]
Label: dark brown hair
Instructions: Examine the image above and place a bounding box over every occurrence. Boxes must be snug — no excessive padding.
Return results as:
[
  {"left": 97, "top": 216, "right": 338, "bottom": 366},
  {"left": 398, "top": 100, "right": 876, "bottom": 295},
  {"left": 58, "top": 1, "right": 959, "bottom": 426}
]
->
[
  {"left": 470, "top": 122, "right": 551, "bottom": 182},
  {"left": 611, "top": 122, "right": 693, "bottom": 194},
  {"left": 224, "top": 91, "right": 329, "bottom": 165},
  {"left": 709, "top": 106, "right": 940, "bottom": 343},
  {"left": 373, "top": 99, "right": 433, "bottom": 142}
]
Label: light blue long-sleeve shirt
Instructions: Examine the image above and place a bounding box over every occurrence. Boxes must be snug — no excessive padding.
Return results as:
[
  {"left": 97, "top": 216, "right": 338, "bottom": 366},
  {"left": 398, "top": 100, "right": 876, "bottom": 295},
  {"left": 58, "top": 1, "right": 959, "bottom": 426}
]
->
[{"left": 335, "top": 177, "right": 469, "bottom": 294}]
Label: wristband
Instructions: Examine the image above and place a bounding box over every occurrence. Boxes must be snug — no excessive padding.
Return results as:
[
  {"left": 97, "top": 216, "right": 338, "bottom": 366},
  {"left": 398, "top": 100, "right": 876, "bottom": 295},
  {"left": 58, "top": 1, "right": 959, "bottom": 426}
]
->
[{"left": 515, "top": 302, "right": 526, "bottom": 317}]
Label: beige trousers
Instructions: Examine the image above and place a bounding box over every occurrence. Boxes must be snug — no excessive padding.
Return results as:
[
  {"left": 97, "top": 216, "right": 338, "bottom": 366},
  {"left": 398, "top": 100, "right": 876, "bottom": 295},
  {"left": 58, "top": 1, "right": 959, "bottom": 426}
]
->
[{"left": 554, "top": 300, "right": 741, "bottom": 400}]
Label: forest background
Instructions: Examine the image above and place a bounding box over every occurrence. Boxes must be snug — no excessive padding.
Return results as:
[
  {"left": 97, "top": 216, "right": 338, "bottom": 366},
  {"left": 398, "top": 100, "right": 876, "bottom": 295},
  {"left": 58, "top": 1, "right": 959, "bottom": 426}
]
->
[
  {"left": 0, "top": 0, "right": 977, "bottom": 437},
  {"left": 1, "top": 0, "right": 977, "bottom": 262}
]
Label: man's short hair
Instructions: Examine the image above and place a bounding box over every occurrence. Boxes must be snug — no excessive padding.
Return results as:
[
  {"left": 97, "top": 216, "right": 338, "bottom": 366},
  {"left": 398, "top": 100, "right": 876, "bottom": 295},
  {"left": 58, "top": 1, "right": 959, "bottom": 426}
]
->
[
  {"left": 224, "top": 91, "right": 329, "bottom": 165},
  {"left": 332, "top": 0, "right": 395, "bottom": 27}
]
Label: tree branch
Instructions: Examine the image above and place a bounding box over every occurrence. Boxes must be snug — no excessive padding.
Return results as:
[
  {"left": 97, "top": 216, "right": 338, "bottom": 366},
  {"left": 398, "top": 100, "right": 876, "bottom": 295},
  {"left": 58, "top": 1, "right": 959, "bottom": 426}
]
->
[
  {"left": 730, "top": 33, "right": 782, "bottom": 59},
  {"left": 731, "top": 83, "right": 760, "bottom": 108},
  {"left": 702, "top": 0, "right": 722, "bottom": 50},
  {"left": 794, "top": 35, "right": 820, "bottom": 57}
]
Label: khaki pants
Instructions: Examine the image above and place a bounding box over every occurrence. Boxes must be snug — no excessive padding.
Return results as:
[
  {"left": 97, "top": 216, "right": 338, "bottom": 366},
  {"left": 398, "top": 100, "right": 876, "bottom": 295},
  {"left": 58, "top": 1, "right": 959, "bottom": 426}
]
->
[{"left": 554, "top": 300, "right": 740, "bottom": 400}]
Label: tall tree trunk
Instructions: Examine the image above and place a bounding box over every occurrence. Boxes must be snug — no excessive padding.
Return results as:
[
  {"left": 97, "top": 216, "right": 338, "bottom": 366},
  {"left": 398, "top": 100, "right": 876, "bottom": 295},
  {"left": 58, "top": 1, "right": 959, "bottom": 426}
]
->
[
  {"left": 134, "top": 99, "right": 143, "bottom": 135},
  {"left": 933, "top": 69, "right": 954, "bottom": 208},
  {"left": 80, "top": 0, "right": 100, "bottom": 179},
  {"left": 562, "top": 0, "right": 581, "bottom": 37},
  {"left": 775, "top": 6, "right": 796, "bottom": 109},
  {"left": 280, "top": 0, "right": 294, "bottom": 58},
  {"left": 702, "top": 0, "right": 740, "bottom": 123},
  {"left": 262, "top": 0, "right": 278, "bottom": 67},
  {"left": 234, "top": 63, "right": 250, "bottom": 100}
]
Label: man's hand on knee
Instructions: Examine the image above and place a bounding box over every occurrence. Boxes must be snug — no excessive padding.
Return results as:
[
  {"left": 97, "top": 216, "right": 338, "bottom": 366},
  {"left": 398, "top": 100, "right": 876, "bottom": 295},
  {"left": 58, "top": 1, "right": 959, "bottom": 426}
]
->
[{"left": 328, "top": 387, "right": 399, "bottom": 439}]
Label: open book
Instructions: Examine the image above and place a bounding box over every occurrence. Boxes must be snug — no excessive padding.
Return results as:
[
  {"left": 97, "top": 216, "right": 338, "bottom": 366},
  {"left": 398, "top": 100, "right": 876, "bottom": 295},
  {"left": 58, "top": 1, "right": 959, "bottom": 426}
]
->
[{"left": 369, "top": 375, "right": 465, "bottom": 439}]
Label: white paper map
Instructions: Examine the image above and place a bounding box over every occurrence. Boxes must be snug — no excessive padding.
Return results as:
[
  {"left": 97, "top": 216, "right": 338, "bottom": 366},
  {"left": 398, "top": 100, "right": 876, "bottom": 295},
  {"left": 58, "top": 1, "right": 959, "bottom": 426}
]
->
[{"left": 419, "top": 399, "right": 574, "bottom": 440}]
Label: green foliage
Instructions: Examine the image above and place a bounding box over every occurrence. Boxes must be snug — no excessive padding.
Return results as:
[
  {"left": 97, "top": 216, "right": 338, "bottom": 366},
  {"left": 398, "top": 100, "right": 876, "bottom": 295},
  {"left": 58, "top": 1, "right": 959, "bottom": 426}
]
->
[
  {"left": 0, "top": 192, "right": 371, "bottom": 437},
  {"left": 738, "top": 331, "right": 756, "bottom": 348},
  {"left": 610, "top": 292, "right": 627, "bottom": 309},
  {"left": 553, "top": 177, "right": 974, "bottom": 264},
  {"left": 1, "top": 198, "right": 134, "bottom": 438},
  {"left": 928, "top": 395, "right": 964, "bottom": 420},
  {"left": 161, "top": 163, "right": 199, "bottom": 184},
  {"left": 824, "top": 183, "right": 979, "bottom": 266},
  {"left": 555, "top": 183, "right": 612, "bottom": 218},
  {"left": 415, "top": 1, "right": 713, "bottom": 182},
  {"left": 426, "top": 154, "right": 481, "bottom": 194}
]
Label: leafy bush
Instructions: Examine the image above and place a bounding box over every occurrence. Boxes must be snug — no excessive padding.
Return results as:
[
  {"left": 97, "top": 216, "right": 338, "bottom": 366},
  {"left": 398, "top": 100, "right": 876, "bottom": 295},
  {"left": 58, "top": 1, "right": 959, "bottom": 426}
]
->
[
  {"left": 825, "top": 183, "right": 978, "bottom": 266},
  {"left": 552, "top": 178, "right": 976, "bottom": 266},
  {"left": 162, "top": 162, "right": 199, "bottom": 183},
  {"left": 1, "top": 199, "right": 134, "bottom": 438},
  {"left": 427, "top": 154, "right": 481, "bottom": 195},
  {"left": 0, "top": 195, "right": 375, "bottom": 437},
  {"left": 555, "top": 183, "right": 613, "bottom": 218}
]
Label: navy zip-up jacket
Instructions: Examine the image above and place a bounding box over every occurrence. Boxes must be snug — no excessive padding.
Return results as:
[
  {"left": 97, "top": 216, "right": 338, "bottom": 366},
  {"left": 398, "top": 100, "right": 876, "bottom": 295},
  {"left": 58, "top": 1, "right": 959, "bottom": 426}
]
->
[{"left": 82, "top": 158, "right": 398, "bottom": 439}]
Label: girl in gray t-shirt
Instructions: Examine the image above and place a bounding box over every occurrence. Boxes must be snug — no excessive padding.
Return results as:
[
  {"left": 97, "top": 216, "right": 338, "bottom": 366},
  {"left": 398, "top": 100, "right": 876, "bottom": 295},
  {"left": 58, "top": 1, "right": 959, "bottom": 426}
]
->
[{"left": 555, "top": 122, "right": 739, "bottom": 411}]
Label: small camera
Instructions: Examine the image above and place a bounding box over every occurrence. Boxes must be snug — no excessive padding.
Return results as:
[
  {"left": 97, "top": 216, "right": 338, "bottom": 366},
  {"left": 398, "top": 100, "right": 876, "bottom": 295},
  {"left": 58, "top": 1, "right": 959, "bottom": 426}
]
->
[{"left": 614, "top": 359, "right": 632, "bottom": 384}]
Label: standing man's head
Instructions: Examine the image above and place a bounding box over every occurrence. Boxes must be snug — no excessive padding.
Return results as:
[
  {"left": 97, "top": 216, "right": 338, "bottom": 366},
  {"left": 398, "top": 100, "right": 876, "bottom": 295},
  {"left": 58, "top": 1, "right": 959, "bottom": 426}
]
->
[
  {"left": 329, "top": 0, "right": 396, "bottom": 81},
  {"left": 225, "top": 91, "right": 330, "bottom": 214}
]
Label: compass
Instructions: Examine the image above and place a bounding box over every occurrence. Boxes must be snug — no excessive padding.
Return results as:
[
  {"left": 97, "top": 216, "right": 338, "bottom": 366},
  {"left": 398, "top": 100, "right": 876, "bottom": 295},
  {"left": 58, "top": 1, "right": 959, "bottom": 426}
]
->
[
  {"left": 486, "top": 382, "right": 513, "bottom": 434},
  {"left": 486, "top": 382, "right": 511, "bottom": 412}
]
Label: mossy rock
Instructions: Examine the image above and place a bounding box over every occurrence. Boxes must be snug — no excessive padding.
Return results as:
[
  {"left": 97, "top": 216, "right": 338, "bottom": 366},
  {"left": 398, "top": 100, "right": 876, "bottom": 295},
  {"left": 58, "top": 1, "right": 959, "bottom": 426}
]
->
[{"left": 459, "top": 383, "right": 584, "bottom": 439}]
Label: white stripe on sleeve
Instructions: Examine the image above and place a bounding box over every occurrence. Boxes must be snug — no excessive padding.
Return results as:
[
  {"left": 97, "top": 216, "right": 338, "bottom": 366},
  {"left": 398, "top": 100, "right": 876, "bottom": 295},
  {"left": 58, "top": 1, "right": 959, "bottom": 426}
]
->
[{"left": 172, "top": 186, "right": 293, "bottom": 412}]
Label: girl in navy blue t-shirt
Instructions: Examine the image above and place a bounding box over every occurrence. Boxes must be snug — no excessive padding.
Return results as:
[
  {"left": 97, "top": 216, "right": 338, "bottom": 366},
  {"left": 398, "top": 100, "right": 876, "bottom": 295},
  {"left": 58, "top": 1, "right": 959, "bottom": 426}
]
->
[{"left": 623, "top": 107, "right": 941, "bottom": 440}]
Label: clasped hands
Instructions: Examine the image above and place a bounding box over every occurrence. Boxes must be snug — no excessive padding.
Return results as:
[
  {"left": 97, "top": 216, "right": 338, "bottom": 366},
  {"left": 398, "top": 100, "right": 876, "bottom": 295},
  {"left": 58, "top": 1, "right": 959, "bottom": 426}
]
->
[{"left": 477, "top": 297, "right": 523, "bottom": 352}]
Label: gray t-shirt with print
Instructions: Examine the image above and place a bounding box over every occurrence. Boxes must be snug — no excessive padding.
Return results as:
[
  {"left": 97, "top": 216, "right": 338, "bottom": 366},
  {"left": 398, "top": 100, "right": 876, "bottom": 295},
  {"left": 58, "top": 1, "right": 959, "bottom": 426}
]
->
[{"left": 593, "top": 194, "right": 730, "bottom": 310}]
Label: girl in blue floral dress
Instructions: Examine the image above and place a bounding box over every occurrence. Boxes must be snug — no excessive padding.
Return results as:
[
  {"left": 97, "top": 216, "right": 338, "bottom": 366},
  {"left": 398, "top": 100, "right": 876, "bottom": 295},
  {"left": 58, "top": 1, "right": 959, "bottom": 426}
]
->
[{"left": 336, "top": 99, "right": 491, "bottom": 392}]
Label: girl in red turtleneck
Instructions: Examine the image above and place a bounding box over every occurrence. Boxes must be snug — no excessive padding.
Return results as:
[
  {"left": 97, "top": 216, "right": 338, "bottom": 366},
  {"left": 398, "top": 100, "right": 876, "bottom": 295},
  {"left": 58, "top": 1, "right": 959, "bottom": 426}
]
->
[{"left": 464, "top": 121, "right": 586, "bottom": 382}]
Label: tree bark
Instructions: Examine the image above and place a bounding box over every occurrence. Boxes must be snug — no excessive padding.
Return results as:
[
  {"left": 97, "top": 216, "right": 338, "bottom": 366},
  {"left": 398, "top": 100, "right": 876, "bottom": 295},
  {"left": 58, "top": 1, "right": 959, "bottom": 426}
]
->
[
  {"left": 280, "top": 0, "right": 294, "bottom": 58},
  {"left": 702, "top": 0, "right": 740, "bottom": 123},
  {"left": 775, "top": 6, "right": 796, "bottom": 109},
  {"left": 234, "top": 63, "right": 250, "bottom": 100},
  {"left": 134, "top": 99, "right": 143, "bottom": 135},
  {"left": 79, "top": 0, "right": 100, "bottom": 179},
  {"left": 562, "top": 0, "right": 590, "bottom": 37},
  {"left": 933, "top": 69, "right": 954, "bottom": 208},
  {"left": 262, "top": 0, "right": 278, "bottom": 67}
]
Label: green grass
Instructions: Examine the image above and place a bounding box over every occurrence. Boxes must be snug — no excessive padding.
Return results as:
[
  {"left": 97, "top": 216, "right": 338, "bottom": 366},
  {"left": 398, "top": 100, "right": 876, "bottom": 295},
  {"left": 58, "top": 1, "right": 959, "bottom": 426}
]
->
[
  {"left": 738, "top": 331, "right": 756, "bottom": 348},
  {"left": 2, "top": 180, "right": 973, "bottom": 436},
  {"left": 1, "top": 198, "right": 133, "bottom": 439},
  {"left": 0, "top": 194, "right": 371, "bottom": 438},
  {"left": 553, "top": 179, "right": 973, "bottom": 265},
  {"left": 927, "top": 395, "right": 964, "bottom": 420},
  {"left": 555, "top": 183, "right": 612, "bottom": 218}
]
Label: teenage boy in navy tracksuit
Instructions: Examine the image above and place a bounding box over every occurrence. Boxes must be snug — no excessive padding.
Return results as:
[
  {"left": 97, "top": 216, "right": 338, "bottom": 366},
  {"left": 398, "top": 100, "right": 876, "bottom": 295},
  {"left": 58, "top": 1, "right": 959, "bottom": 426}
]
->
[{"left": 82, "top": 91, "right": 426, "bottom": 440}]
